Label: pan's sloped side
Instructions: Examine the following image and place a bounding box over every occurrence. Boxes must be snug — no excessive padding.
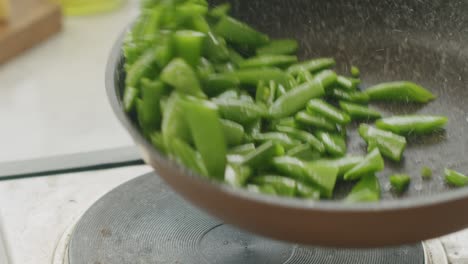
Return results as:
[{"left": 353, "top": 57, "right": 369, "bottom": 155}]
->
[{"left": 106, "top": 0, "right": 468, "bottom": 247}]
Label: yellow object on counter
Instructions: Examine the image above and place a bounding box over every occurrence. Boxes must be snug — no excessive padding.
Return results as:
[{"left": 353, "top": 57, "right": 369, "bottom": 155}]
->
[
  {"left": 52, "top": 0, "right": 126, "bottom": 16},
  {"left": 0, "top": 0, "right": 11, "bottom": 22}
]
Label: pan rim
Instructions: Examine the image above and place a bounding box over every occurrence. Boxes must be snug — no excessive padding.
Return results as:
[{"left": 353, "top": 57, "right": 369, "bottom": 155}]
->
[{"left": 106, "top": 30, "right": 468, "bottom": 214}]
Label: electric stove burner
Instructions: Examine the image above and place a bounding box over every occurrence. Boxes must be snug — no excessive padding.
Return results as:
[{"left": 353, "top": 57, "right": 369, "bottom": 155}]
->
[{"left": 68, "top": 173, "right": 425, "bottom": 264}]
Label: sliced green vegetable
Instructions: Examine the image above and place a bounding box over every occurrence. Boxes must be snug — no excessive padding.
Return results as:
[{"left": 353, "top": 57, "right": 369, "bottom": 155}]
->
[
  {"left": 350, "top": 66, "right": 360, "bottom": 78},
  {"left": 315, "top": 131, "right": 346, "bottom": 157},
  {"left": 445, "top": 169, "right": 468, "bottom": 187},
  {"left": 252, "top": 132, "right": 301, "bottom": 150},
  {"left": 166, "top": 137, "right": 209, "bottom": 177},
  {"left": 275, "top": 125, "right": 325, "bottom": 153},
  {"left": 346, "top": 174, "right": 380, "bottom": 202},
  {"left": 359, "top": 124, "right": 407, "bottom": 162},
  {"left": 228, "top": 143, "right": 256, "bottom": 155},
  {"left": 239, "top": 55, "right": 298, "bottom": 69},
  {"left": 228, "top": 68, "right": 290, "bottom": 89},
  {"left": 256, "top": 39, "right": 298, "bottom": 55},
  {"left": 220, "top": 119, "right": 245, "bottom": 146},
  {"left": 240, "top": 141, "right": 284, "bottom": 168},
  {"left": 344, "top": 149, "right": 384, "bottom": 181},
  {"left": 389, "top": 174, "right": 411, "bottom": 193},
  {"left": 287, "top": 58, "right": 336, "bottom": 76},
  {"left": 161, "top": 58, "right": 206, "bottom": 98},
  {"left": 321, "top": 156, "right": 365, "bottom": 178},
  {"left": 337, "top": 75, "right": 360, "bottom": 90},
  {"left": 123, "top": 86, "right": 139, "bottom": 112},
  {"left": 202, "top": 73, "right": 240, "bottom": 96},
  {"left": 421, "top": 166, "right": 433, "bottom": 180},
  {"left": 365, "top": 81, "right": 436, "bottom": 103},
  {"left": 376, "top": 115, "right": 448, "bottom": 135},
  {"left": 213, "top": 98, "right": 267, "bottom": 125},
  {"left": 180, "top": 95, "right": 226, "bottom": 179},
  {"left": 327, "top": 87, "right": 369, "bottom": 104},
  {"left": 246, "top": 184, "right": 277, "bottom": 195},
  {"left": 225, "top": 164, "right": 252, "bottom": 187},
  {"left": 286, "top": 144, "right": 321, "bottom": 161},
  {"left": 174, "top": 30, "right": 206, "bottom": 66},
  {"left": 307, "top": 99, "right": 351, "bottom": 125},
  {"left": 339, "top": 101, "right": 381, "bottom": 120},
  {"left": 295, "top": 111, "right": 336, "bottom": 131},
  {"left": 214, "top": 16, "right": 269, "bottom": 48},
  {"left": 252, "top": 175, "right": 296, "bottom": 196}
]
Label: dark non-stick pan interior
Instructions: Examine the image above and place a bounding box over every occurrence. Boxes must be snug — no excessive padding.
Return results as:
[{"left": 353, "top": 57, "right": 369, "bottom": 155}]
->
[
  {"left": 107, "top": 0, "right": 468, "bottom": 246},
  {"left": 208, "top": 0, "right": 468, "bottom": 200}
]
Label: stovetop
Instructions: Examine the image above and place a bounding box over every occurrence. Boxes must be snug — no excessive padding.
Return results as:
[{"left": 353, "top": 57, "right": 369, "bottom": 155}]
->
[{"left": 0, "top": 149, "right": 467, "bottom": 264}]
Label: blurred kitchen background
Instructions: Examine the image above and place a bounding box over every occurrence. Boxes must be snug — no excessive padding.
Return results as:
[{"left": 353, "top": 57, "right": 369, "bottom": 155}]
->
[{"left": 0, "top": 0, "right": 139, "bottom": 163}]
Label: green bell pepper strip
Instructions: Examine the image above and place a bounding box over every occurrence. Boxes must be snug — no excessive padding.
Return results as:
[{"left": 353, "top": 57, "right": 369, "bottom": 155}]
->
[
  {"left": 180, "top": 95, "right": 227, "bottom": 179},
  {"left": 327, "top": 87, "right": 369, "bottom": 104},
  {"left": 337, "top": 75, "right": 360, "bottom": 90},
  {"left": 321, "top": 156, "right": 365, "bottom": 178},
  {"left": 350, "top": 66, "right": 360, "bottom": 78},
  {"left": 228, "top": 143, "right": 256, "bottom": 155},
  {"left": 286, "top": 144, "right": 321, "bottom": 161},
  {"left": 203, "top": 31, "right": 230, "bottom": 62},
  {"left": 307, "top": 99, "right": 351, "bottom": 125},
  {"left": 295, "top": 111, "right": 336, "bottom": 131},
  {"left": 375, "top": 115, "right": 448, "bottom": 135},
  {"left": 162, "top": 92, "right": 192, "bottom": 145},
  {"left": 345, "top": 174, "right": 380, "bottom": 202},
  {"left": 166, "top": 137, "right": 209, "bottom": 177},
  {"left": 315, "top": 131, "right": 347, "bottom": 157},
  {"left": 272, "top": 156, "right": 338, "bottom": 198},
  {"left": 275, "top": 125, "right": 325, "bottom": 153},
  {"left": 359, "top": 124, "right": 407, "bottom": 162},
  {"left": 227, "top": 68, "right": 290, "bottom": 89},
  {"left": 421, "top": 166, "right": 433, "bottom": 180},
  {"left": 213, "top": 98, "right": 267, "bottom": 125},
  {"left": 364, "top": 81, "right": 436, "bottom": 103},
  {"left": 445, "top": 169, "right": 468, "bottom": 187},
  {"left": 389, "top": 174, "right": 411, "bottom": 193},
  {"left": 220, "top": 119, "right": 245, "bottom": 147},
  {"left": 150, "top": 132, "right": 166, "bottom": 154},
  {"left": 339, "top": 101, "right": 381, "bottom": 121},
  {"left": 239, "top": 55, "right": 298, "bottom": 69},
  {"left": 344, "top": 149, "right": 384, "bottom": 181},
  {"left": 160, "top": 58, "right": 206, "bottom": 98},
  {"left": 240, "top": 141, "right": 284, "bottom": 168},
  {"left": 256, "top": 39, "right": 299, "bottom": 56},
  {"left": 252, "top": 175, "right": 297, "bottom": 197},
  {"left": 202, "top": 73, "right": 240, "bottom": 96},
  {"left": 123, "top": 86, "right": 139, "bottom": 112},
  {"left": 269, "top": 70, "right": 337, "bottom": 119},
  {"left": 214, "top": 16, "right": 269, "bottom": 48},
  {"left": 287, "top": 58, "right": 336, "bottom": 76},
  {"left": 136, "top": 79, "right": 167, "bottom": 133},
  {"left": 174, "top": 30, "right": 206, "bottom": 67},
  {"left": 246, "top": 184, "right": 277, "bottom": 195},
  {"left": 252, "top": 132, "right": 301, "bottom": 150},
  {"left": 296, "top": 182, "right": 321, "bottom": 199},
  {"left": 224, "top": 164, "right": 252, "bottom": 187},
  {"left": 125, "top": 49, "right": 157, "bottom": 88}
]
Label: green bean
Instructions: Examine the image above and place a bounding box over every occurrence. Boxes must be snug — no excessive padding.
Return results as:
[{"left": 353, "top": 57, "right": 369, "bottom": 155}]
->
[
  {"left": 365, "top": 81, "right": 436, "bottom": 103},
  {"left": 345, "top": 174, "right": 380, "bottom": 202},
  {"left": 240, "top": 141, "right": 284, "bottom": 168},
  {"left": 174, "top": 30, "right": 206, "bottom": 66},
  {"left": 315, "top": 131, "right": 347, "bottom": 157},
  {"left": 327, "top": 87, "right": 369, "bottom": 104},
  {"left": 287, "top": 58, "right": 336, "bottom": 76},
  {"left": 286, "top": 144, "right": 321, "bottom": 161},
  {"left": 389, "top": 174, "right": 411, "bottom": 193},
  {"left": 359, "top": 124, "right": 407, "bottom": 162},
  {"left": 227, "top": 68, "right": 291, "bottom": 89},
  {"left": 246, "top": 184, "right": 277, "bottom": 195},
  {"left": 275, "top": 125, "right": 325, "bottom": 153},
  {"left": 220, "top": 119, "right": 245, "bottom": 146},
  {"left": 166, "top": 137, "right": 209, "bottom": 177},
  {"left": 256, "top": 39, "right": 299, "bottom": 56},
  {"left": 252, "top": 175, "right": 297, "bottom": 197},
  {"left": 337, "top": 75, "right": 360, "bottom": 90},
  {"left": 321, "top": 156, "right": 365, "bottom": 178},
  {"left": 213, "top": 98, "right": 267, "bottom": 125},
  {"left": 161, "top": 58, "right": 207, "bottom": 98},
  {"left": 350, "top": 66, "right": 360, "bottom": 78},
  {"left": 295, "top": 111, "right": 336, "bottom": 131},
  {"left": 137, "top": 79, "right": 167, "bottom": 133},
  {"left": 252, "top": 132, "right": 301, "bottom": 150},
  {"left": 421, "top": 166, "right": 433, "bottom": 180},
  {"left": 307, "top": 99, "right": 351, "bottom": 125},
  {"left": 339, "top": 101, "right": 381, "bottom": 121},
  {"left": 162, "top": 92, "right": 192, "bottom": 144},
  {"left": 228, "top": 143, "right": 256, "bottom": 155},
  {"left": 344, "top": 149, "right": 384, "bottom": 181},
  {"left": 214, "top": 16, "right": 269, "bottom": 48},
  {"left": 239, "top": 55, "right": 298, "bottom": 69},
  {"left": 203, "top": 31, "right": 230, "bottom": 62},
  {"left": 376, "top": 115, "right": 448, "bottom": 135},
  {"left": 445, "top": 169, "right": 468, "bottom": 187},
  {"left": 225, "top": 164, "right": 252, "bottom": 187},
  {"left": 123, "top": 86, "right": 139, "bottom": 112},
  {"left": 202, "top": 73, "right": 240, "bottom": 96}
]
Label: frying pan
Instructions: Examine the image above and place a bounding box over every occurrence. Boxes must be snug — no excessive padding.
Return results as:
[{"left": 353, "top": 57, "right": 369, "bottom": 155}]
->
[{"left": 106, "top": 0, "right": 468, "bottom": 247}]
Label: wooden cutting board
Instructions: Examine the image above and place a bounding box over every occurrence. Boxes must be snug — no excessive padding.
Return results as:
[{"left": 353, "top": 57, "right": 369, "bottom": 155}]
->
[{"left": 0, "top": 0, "right": 62, "bottom": 64}]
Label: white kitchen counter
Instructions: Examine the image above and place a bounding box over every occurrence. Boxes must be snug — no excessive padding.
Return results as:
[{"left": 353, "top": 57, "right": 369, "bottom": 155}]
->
[{"left": 0, "top": 1, "right": 467, "bottom": 263}]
